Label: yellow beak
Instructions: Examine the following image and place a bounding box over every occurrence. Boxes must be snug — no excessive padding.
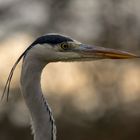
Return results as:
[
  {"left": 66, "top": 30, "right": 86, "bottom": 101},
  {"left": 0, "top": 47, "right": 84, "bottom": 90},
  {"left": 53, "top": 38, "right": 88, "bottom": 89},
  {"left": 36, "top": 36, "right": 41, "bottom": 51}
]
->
[{"left": 77, "top": 44, "right": 139, "bottom": 59}]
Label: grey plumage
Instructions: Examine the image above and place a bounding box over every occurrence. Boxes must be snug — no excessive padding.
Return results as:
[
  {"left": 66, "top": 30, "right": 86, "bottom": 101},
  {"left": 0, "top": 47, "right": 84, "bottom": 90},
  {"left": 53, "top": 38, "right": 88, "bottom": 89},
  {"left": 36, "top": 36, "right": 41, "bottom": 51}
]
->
[{"left": 2, "top": 33, "right": 138, "bottom": 140}]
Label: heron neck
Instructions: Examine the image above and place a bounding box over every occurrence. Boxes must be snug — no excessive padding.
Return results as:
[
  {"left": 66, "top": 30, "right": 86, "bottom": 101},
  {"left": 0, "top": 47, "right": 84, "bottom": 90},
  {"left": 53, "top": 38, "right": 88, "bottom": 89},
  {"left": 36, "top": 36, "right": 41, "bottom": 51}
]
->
[{"left": 20, "top": 55, "right": 56, "bottom": 140}]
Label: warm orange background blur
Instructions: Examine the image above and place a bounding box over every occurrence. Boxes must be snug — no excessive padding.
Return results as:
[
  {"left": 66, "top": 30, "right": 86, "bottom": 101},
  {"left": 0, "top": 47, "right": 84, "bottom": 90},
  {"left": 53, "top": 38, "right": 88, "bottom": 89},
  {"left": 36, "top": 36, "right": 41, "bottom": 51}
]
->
[{"left": 0, "top": 0, "right": 140, "bottom": 140}]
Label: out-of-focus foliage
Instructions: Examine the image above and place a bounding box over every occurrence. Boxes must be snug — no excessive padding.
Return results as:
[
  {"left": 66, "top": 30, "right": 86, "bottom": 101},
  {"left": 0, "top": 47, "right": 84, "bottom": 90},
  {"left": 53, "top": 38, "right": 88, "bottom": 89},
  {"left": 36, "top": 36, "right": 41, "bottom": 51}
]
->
[{"left": 0, "top": 0, "right": 140, "bottom": 140}]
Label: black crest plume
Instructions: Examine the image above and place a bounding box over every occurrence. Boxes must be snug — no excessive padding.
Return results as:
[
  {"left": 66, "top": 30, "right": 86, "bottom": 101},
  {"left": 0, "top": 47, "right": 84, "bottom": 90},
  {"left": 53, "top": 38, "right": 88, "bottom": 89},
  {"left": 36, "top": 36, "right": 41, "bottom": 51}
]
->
[{"left": 1, "top": 34, "right": 73, "bottom": 101}]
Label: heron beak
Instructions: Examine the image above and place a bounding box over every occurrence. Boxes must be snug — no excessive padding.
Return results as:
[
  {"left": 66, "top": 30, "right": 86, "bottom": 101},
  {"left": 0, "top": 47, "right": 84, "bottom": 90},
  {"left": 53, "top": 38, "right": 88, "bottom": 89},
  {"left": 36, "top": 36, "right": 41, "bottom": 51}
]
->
[{"left": 77, "top": 44, "right": 139, "bottom": 59}]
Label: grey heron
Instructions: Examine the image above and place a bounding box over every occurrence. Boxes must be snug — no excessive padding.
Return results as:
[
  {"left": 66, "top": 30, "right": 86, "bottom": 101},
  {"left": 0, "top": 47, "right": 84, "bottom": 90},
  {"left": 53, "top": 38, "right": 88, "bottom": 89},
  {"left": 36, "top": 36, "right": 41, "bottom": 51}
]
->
[{"left": 1, "top": 33, "right": 139, "bottom": 140}]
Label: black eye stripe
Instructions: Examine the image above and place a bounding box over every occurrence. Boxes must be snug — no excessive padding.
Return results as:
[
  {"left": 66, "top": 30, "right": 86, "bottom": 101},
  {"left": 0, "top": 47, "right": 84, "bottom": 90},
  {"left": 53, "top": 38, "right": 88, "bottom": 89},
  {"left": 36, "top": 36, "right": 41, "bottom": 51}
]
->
[
  {"left": 1, "top": 34, "right": 74, "bottom": 101},
  {"left": 31, "top": 34, "right": 73, "bottom": 46}
]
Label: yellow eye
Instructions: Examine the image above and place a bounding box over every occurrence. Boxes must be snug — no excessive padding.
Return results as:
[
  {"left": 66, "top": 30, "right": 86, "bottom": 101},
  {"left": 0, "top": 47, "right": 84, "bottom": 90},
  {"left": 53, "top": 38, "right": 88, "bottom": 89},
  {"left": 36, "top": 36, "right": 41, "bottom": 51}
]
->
[{"left": 60, "top": 43, "right": 70, "bottom": 50}]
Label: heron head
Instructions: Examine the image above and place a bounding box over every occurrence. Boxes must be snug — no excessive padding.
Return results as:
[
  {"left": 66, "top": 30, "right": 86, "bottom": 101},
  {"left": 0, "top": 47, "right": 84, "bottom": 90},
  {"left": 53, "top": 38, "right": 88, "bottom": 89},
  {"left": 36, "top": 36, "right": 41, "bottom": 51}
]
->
[
  {"left": 2, "top": 33, "right": 139, "bottom": 101},
  {"left": 27, "top": 33, "right": 139, "bottom": 62}
]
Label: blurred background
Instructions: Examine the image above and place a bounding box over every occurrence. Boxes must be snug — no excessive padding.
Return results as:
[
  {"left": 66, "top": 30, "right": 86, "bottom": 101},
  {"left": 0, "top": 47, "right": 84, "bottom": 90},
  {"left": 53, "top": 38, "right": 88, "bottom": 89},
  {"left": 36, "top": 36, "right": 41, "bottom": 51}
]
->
[{"left": 0, "top": 0, "right": 140, "bottom": 140}]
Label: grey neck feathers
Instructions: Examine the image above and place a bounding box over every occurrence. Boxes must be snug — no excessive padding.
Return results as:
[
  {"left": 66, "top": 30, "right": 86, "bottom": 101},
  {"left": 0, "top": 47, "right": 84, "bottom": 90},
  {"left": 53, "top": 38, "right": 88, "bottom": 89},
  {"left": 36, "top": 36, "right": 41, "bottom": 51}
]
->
[{"left": 20, "top": 53, "right": 56, "bottom": 140}]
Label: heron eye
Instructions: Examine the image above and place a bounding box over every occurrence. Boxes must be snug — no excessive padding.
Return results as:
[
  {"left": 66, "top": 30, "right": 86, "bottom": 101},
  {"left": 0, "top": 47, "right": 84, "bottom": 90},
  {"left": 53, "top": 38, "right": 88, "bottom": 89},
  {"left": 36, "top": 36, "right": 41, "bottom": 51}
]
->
[{"left": 60, "top": 43, "right": 70, "bottom": 50}]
